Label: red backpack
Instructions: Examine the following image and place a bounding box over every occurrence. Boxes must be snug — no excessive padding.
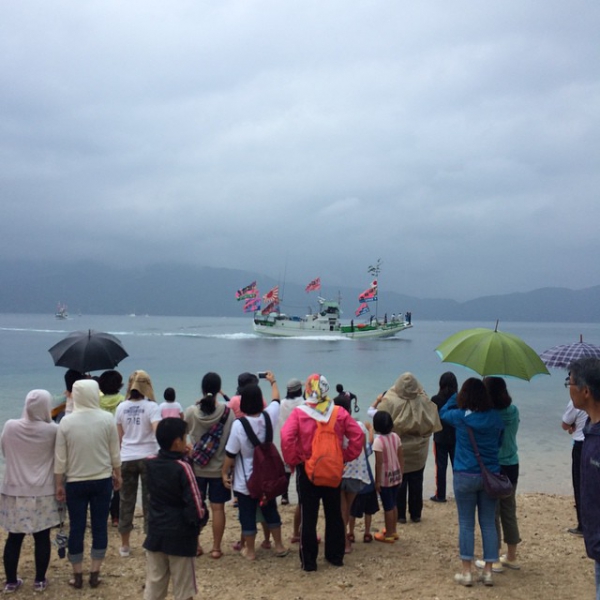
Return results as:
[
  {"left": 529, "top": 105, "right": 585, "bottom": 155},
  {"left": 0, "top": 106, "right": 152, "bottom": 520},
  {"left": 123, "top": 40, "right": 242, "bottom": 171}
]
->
[
  {"left": 239, "top": 412, "right": 288, "bottom": 502},
  {"left": 304, "top": 406, "right": 344, "bottom": 487}
]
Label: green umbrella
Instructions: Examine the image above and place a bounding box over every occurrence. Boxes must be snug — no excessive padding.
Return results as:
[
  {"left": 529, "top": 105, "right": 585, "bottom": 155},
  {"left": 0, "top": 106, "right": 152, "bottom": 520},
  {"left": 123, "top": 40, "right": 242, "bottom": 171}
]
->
[{"left": 435, "top": 321, "right": 550, "bottom": 381}]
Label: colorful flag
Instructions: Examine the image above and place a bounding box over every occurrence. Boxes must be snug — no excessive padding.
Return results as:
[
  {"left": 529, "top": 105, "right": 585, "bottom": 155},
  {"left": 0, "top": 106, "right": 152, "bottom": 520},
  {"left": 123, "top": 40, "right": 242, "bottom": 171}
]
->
[
  {"left": 355, "top": 303, "right": 370, "bottom": 317},
  {"left": 263, "top": 286, "right": 280, "bottom": 303},
  {"left": 236, "top": 281, "right": 257, "bottom": 301},
  {"left": 243, "top": 297, "right": 261, "bottom": 313},
  {"left": 305, "top": 277, "right": 321, "bottom": 293},
  {"left": 261, "top": 301, "right": 279, "bottom": 315},
  {"left": 358, "top": 288, "right": 378, "bottom": 302}
]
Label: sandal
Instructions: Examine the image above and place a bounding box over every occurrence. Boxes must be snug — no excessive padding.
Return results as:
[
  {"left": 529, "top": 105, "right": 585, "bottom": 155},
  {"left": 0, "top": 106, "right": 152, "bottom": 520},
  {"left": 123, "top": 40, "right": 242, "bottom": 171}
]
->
[
  {"left": 374, "top": 532, "right": 396, "bottom": 544},
  {"left": 89, "top": 572, "right": 101, "bottom": 588},
  {"left": 346, "top": 533, "right": 355, "bottom": 543},
  {"left": 260, "top": 540, "right": 272, "bottom": 550},
  {"left": 210, "top": 549, "right": 223, "bottom": 559},
  {"left": 68, "top": 573, "right": 83, "bottom": 589},
  {"left": 196, "top": 545, "right": 204, "bottom": 557},
  {"left": 232, "top": 540, "right": 243, "bottom": 551},
  {"left": 290, "top": 536, "right": 300, "bottom": 543},
  {"left": 363, "top": 533, "right": 373, "bottom": 543}
]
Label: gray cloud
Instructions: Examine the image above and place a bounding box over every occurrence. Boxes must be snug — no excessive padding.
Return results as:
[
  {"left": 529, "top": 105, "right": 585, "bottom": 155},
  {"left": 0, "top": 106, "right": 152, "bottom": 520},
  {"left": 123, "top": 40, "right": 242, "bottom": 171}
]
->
[{"left": 1, "top": 0, "right": 599, "bottom": 300}]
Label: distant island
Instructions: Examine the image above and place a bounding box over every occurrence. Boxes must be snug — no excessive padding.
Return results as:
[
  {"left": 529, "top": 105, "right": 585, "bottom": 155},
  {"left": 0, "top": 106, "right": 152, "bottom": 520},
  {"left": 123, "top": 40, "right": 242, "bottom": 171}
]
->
[{"left": 1, "top": 259, "right": 599, "bottom": 322}]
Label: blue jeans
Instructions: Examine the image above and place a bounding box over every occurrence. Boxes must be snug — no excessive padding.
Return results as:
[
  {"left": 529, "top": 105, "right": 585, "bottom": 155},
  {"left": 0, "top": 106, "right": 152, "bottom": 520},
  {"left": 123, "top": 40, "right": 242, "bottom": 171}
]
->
[
  {"left": 236, "top": 493, "right": 281, "bottom": 537},
  {"left": 453, "top": 472, "right": 498, "bottom": 562},
  {"left": 65, "top": 478, "right": 112, "bottom": 564}
]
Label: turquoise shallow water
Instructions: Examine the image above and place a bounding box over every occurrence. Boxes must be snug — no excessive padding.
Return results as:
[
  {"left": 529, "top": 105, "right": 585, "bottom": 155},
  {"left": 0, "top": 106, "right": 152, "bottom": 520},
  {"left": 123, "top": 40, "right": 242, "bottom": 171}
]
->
[{"left": 1, "top": 313, "right": 599, "bottom": 495}]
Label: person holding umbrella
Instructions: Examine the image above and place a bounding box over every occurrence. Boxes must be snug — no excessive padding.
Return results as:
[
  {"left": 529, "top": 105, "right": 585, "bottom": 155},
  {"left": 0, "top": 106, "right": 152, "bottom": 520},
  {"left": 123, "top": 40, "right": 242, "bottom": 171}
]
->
[
  {"left": 440, "top": 378, "right": 504, "bottom": 587},
  {"left": 54, "top": 379, "right": 122, "bottom": 589}
]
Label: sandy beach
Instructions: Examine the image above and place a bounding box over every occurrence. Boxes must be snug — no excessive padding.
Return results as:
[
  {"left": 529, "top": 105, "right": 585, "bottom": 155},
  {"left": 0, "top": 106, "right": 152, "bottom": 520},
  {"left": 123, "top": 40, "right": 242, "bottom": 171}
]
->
[{"left": 5, "top": 492, "right": 594, "bottom": 599}]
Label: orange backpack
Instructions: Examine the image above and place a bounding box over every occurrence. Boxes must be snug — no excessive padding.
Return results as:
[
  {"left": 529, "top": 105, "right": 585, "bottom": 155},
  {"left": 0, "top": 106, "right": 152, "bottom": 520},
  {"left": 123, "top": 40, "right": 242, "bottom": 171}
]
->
[{"left": 304, "top": 406, "right": 344, "bottom": 487}]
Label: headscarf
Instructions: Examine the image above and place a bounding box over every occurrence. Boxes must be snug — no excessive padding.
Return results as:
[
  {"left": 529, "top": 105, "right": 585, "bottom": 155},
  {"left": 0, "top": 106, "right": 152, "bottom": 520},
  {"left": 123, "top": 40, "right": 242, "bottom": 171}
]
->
[
  {"left": 126, "top": 370, "right": 155, "bottom": 401},
  {"left": 298, "top": 373, "right": 334, "bottom": 422}
]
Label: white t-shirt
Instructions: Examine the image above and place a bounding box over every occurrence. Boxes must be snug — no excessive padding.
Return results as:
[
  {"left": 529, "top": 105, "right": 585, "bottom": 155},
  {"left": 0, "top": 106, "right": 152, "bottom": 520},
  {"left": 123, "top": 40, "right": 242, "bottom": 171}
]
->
[
  {"left": 116, "top": 398, "right": 162, "bottom": 461},
  {"left": 159, "top": 401, "right": 183, "bottom": 419},
  {"left": 225, "top": 402, "right": 280, "bottom": 496}
]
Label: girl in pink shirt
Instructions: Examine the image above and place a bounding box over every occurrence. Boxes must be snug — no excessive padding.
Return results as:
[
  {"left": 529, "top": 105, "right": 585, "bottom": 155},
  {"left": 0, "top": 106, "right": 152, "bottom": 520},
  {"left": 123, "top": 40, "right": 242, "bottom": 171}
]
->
[{"left": 372, "top": 411, "right": 404, "bottom": 543}]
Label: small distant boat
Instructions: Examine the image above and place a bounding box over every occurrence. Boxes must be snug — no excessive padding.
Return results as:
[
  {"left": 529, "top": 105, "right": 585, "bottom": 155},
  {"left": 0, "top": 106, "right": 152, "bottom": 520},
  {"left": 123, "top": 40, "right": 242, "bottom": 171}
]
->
[
  {"left": 55, "top": 303, "right": 68, "bottom": 320},
  {"left": 240, "top": 261, "right": 413, "bottom": 339}
]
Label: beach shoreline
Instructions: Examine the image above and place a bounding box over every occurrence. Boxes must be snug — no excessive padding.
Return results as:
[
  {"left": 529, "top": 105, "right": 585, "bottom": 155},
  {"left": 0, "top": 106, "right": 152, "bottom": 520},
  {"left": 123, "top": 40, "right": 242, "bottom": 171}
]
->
[{"left": 6, "top": 492, "right": 594, "bottom": 599}]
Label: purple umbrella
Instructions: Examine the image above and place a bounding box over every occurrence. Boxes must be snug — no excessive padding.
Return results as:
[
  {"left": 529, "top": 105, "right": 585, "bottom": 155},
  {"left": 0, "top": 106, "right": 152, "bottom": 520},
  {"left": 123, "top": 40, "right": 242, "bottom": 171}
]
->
[{"left": 539, "top": 334, "right": 600, "bottom": 369}]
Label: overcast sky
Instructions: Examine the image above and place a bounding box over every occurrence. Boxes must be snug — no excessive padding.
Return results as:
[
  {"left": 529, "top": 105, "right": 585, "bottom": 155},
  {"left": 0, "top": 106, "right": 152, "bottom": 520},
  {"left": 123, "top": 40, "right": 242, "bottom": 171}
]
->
[{"left": 1, "top": 1, "right": 598, "bottom": 301}]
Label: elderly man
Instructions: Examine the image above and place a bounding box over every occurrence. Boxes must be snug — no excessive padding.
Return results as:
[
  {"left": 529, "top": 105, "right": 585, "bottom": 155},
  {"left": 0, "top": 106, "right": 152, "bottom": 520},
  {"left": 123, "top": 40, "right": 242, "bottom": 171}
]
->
[{"left": 568, "top": 358, "right": 600, "bottom": 600}]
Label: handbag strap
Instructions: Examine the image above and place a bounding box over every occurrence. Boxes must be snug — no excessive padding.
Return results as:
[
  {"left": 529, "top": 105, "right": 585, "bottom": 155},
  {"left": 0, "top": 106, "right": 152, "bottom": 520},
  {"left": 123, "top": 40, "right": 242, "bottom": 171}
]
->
[{"left": 466, "top": 426, "right": 487, "bottom": 472}]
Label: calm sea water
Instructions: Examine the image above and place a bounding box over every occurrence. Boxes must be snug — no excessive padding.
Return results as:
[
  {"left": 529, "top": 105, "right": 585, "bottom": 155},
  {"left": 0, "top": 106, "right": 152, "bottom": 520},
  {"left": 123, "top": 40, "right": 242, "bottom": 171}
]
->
[{"left": 2, "top": 313, "right": 599, "bottom": 496}]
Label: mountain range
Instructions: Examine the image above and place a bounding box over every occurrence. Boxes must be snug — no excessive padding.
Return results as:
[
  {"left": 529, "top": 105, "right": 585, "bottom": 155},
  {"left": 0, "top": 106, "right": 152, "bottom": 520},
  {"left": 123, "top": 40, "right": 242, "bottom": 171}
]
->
[{"left": 1, "top": 260, "right": 599, "bottom": 322}]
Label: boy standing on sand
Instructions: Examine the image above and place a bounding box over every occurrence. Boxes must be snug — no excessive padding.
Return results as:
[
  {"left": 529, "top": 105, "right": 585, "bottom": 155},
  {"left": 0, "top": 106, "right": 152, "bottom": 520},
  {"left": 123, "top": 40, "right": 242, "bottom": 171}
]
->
[
  {"left": 567, "top": 358, "right": 600, "bottom": 599},
  {"left": 143, "top": 418, "right": 206, "bottom": 600}
]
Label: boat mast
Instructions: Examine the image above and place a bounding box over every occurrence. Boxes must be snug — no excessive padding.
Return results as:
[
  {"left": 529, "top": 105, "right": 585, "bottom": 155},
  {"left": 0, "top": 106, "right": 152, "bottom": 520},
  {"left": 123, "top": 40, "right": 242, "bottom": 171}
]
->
[{"left": 367, "top": 259, "right": 382, "bottom": 322}]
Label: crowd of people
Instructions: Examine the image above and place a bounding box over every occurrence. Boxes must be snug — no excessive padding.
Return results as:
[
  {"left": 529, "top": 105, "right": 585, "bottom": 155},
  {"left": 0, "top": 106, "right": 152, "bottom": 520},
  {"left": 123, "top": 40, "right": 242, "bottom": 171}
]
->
[{"left": 3, "top": 358, "right": 600, "bottom": 597}]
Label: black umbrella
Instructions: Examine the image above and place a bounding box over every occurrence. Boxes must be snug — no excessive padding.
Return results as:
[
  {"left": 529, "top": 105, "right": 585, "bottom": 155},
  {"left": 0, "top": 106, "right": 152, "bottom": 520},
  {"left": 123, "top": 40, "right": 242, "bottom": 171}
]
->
[{"left": 48, "top": 330, "right": 128, "bottom": 373}]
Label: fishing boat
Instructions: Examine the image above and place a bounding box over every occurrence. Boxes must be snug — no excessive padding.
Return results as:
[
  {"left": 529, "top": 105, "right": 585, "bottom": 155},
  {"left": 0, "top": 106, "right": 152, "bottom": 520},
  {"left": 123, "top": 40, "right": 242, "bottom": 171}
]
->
[
  {"left": 55, "top": 303, "right": 68, "bottom": 320},
  {"left": 252, "top": 297, "right": 412, "bottom": 339},
  {"left": 240, "top": 262, "right": 413, "bottom": 339}
]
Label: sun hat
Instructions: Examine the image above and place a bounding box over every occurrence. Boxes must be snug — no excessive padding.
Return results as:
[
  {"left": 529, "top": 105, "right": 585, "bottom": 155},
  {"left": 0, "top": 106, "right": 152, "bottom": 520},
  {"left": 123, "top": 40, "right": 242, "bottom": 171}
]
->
[{"left": 127, "top": 370, "right": 155, "bottom": 401}]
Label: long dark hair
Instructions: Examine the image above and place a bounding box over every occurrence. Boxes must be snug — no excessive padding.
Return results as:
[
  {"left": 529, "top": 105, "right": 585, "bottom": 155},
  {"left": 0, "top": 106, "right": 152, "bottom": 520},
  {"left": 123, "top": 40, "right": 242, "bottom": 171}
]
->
[
  {"left": 484, "top": 376, "right": 512, "bottom": 410},
  {"left": 437, "top": 371, "right": 458, "bottom": 401},
  {"left": 198, "top": 372, "right": 221, "bottom": 415},
  {"left": 457, "top": 378, "right": 492, "bottom": 412}
]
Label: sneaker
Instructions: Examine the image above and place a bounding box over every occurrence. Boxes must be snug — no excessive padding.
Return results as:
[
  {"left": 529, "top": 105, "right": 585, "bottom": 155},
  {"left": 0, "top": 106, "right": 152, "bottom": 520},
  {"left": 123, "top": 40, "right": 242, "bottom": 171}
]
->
[
  {"left": 34, "top": 579, "right": 48, "bottom": 592},
  {"left": 499, "top": 554, "right": 521, "bottom": 570},
  {"left": 4, "top": 579, "right": 23, "bottom": 593},
  {"left": 119, "top": 546, "right": 131, "bottom": 558},
  {"left": 568, "top": 527, "right": 583, "bottom": 537},
  {"left": 430, "top": 496, "right": 447, "bottom": 503},
  {"left": 475, "top": 558, "right": 504, "bottom": 573},
  {"left": 453, "top": 572, "right": 473, "bottom": 586},
  {"left": 481, "top": 570, "right": 494, "bottom": 586}
]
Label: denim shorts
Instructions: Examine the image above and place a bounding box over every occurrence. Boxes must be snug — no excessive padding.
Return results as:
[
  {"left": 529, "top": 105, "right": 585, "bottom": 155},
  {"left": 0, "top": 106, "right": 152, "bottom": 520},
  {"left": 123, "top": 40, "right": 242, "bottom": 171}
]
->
[
  {"left": 379, "top": 485, "right": 400, "bottom": 512},
  {"left": 341, "top": 478, "right": 365, "bottom": 494},
  {"left": 195, "top": 476, "right": 231, "bottom": 504}
]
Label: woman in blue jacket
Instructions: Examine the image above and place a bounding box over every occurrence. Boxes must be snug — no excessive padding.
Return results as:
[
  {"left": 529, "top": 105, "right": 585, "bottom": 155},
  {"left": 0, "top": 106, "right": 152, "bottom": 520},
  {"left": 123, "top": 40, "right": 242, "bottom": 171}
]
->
[{"left": 440, "top": 378, "right": 504, "bottom": 587}]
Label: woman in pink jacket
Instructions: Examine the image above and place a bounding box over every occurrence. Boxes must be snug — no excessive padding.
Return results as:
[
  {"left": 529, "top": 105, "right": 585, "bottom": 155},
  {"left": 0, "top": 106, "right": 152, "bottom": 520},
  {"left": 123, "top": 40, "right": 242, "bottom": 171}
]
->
[{"left": 281, "top": 374, "right": 364, "bottom": 572}]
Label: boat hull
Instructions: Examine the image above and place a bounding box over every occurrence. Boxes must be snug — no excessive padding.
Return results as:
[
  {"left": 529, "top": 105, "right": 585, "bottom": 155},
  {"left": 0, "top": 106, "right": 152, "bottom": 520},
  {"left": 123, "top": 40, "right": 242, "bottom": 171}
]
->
[{"left": 253, "top": 317, "right": 412, "bottom": 339}]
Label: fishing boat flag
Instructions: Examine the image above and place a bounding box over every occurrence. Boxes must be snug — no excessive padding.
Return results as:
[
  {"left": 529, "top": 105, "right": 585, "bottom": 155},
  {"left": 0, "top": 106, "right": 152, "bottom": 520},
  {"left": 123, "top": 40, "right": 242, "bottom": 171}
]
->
[
  {"left": 355, "top": 303, "right": 370, "bottom": 317},
  {"left": 243, "top": 297, "right": 261, "bottom": 313},
  {"left": 358, "top": 279, "right": 378, "bottom": 302},
  {"left": 305, "top": 277, "right": 321, "bottom": 293},
  {"left": 236, "top": 281, "right": 257, "bottom": 301},
  {"left": 261, "top": 301, "right": 279, "bottom": 315},
  {"left": 263, "top": 286, "right": 280, "bottom": 303}
]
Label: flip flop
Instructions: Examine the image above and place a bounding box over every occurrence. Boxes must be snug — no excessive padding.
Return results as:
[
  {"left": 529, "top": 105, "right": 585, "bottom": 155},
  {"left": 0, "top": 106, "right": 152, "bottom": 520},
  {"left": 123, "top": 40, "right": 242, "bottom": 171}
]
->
[
  {"left": 275, "top": 548, "right": 289, "bottom": 557},
  {"left": 346, "top": 533, "right": 355, "bottom": 543},
  {"left": 363, "top": 533, "right": 373, "bottom": 543},
  {"left": 290, "top": 536, "right": 301, "bottom": 543},
  {"left": 196, "top": 546, "right": 204, "bottom": 557},
  {"left": 261, "top": 540, "right": 272, "bottom": 550},
  {"left": 210, "top": 549, "right": 223, "bottom": 559}
]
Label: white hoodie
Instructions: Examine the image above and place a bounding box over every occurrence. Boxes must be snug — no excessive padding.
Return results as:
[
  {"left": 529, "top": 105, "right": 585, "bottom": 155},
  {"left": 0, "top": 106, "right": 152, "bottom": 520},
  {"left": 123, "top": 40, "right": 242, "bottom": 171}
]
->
[{"left": 55, "top": 380, "right": 121, "bottom": 482}]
